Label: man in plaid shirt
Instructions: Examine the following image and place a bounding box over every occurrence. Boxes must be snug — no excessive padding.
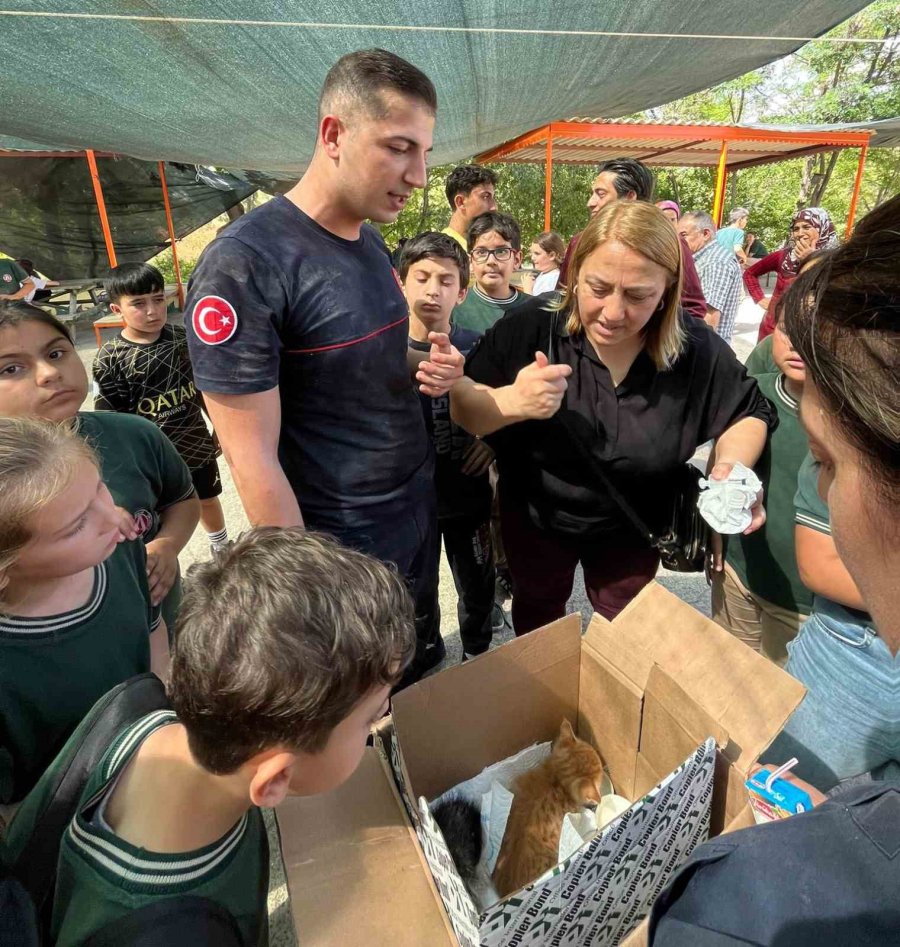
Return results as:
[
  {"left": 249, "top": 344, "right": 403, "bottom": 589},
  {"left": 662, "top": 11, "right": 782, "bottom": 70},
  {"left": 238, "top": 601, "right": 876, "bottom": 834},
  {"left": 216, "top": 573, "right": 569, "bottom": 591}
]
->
[{"left": 679, "top": 211, "right": 744, "bottom": 343}]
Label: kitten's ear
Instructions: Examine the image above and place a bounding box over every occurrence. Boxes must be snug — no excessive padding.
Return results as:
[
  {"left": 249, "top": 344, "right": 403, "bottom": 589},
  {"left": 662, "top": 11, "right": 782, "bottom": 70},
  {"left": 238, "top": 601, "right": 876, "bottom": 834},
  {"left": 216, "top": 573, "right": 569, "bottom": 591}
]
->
[{"left": 558, "top": 719, "right": 576, "bottom": 743}]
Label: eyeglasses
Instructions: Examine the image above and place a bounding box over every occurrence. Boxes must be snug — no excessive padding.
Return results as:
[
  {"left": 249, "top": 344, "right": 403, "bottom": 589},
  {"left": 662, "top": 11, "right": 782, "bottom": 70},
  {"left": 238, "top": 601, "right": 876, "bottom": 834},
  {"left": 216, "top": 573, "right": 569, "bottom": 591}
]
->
[{"left": 471, "top": 247, "right": 514, "bottom": 263}]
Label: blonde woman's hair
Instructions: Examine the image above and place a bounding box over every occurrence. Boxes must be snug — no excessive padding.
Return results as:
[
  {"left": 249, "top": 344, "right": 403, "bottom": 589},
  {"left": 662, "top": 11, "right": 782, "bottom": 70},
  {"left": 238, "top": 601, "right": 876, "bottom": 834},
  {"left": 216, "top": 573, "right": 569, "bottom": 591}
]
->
[
  {"left": 559, "top": 202, "right": 686, "bottom": 369},
  {"left": 0, "top": 417, "right": 98, "bottom": 594}
]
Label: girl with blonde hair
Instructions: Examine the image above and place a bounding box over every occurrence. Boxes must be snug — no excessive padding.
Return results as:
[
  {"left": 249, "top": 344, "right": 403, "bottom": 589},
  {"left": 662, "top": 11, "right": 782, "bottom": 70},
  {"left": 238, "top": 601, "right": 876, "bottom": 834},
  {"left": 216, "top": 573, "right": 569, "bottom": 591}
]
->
[{"left": 0, "top": 418, "right": 165, "bottom": 805}]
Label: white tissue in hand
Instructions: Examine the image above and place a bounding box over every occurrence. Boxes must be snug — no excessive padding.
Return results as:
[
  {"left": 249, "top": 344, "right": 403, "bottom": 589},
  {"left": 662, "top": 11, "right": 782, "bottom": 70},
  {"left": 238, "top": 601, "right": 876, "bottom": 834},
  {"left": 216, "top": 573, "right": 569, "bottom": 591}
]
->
[{"left": 697, "top": 463, "right": 762, "bottom": 534}]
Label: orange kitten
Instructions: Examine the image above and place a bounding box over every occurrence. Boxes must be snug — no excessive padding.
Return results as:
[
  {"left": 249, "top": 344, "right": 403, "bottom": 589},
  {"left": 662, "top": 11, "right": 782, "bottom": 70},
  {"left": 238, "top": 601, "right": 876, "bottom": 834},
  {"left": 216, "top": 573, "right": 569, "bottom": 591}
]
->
[{"left": 492, "top": 719, "right": 605, "bottom": 899}]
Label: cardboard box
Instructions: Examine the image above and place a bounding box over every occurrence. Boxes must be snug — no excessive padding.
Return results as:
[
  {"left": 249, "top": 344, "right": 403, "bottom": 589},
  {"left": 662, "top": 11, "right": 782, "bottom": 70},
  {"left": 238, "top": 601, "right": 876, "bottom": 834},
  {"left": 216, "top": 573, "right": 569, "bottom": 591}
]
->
[
  {"left": 278, "top": 582, "right": 804, "bottom": 946},
  {"left": 385, "top": 582, "right": 805, "bottom": 946},
  {"left": 277, "top": 747, "right": 456, "bottom": 946}
]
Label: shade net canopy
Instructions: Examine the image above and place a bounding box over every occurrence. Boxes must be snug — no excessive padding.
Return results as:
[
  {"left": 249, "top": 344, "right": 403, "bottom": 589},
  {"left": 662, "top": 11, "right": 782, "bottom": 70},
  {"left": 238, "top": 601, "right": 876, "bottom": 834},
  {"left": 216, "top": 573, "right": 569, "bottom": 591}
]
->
[
  {"left": 0, "top": 1, "right": 874, "bottom": 173},
  {"left": 743, "top": 117, "right": 900, "bottom": 150},
  {"left": 0, "top": 156, "right": 255, "bottom": 278}
]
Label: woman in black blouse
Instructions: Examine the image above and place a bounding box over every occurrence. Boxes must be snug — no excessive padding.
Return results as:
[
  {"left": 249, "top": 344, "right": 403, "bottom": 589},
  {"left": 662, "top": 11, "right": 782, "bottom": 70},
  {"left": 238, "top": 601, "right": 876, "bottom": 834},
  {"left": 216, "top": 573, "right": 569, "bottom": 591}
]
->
[{"left": 451, "top": 201, "right": 775, "bottom": 635}]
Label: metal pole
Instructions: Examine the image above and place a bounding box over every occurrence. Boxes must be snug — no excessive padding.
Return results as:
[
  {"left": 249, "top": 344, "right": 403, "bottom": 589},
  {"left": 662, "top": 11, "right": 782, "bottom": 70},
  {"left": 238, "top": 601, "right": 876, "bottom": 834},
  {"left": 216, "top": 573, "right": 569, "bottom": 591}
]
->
[
  {"left": 543, "top": 130, "right": 553, "bottom": 232},
  {"left": 711, "top": 141, "right": 729, "bottom": 227},
  {"left": 86, "top": 149, "right": 118, "bottom": 268},
  {"left": 158, "top": 161, "right": 185, "bottom": 309},
  {"left": 845, "top": 143, "right": 869, "bottom": 237}
]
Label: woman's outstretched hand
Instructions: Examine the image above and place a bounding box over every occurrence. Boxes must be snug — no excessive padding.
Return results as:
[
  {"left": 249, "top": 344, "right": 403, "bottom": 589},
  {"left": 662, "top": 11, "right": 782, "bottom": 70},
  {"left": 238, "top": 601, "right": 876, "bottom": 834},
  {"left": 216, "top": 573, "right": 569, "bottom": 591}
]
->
[{"left": 509, "top": 351, "right": 572, "bottom": 420}]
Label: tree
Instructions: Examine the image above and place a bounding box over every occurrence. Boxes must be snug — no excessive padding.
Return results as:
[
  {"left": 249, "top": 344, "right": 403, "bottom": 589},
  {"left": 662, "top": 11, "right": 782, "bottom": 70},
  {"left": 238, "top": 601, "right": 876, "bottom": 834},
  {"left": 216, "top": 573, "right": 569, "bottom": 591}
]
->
[
  {"left": 645, "top": 1, "right": 900, "bottom": 237},
  {"left": 775, "top": 1, "right": 900, "bottom": 205},
  {"left": 377, "top": 3, "right": 899, "bottom": 253}
]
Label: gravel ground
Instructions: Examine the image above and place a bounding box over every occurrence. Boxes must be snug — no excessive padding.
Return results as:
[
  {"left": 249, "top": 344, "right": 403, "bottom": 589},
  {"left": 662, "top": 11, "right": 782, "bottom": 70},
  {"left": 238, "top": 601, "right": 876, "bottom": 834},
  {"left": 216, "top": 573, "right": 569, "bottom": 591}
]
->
[{"left": 74, "top": 293, "right": 763, "bottom": 945}]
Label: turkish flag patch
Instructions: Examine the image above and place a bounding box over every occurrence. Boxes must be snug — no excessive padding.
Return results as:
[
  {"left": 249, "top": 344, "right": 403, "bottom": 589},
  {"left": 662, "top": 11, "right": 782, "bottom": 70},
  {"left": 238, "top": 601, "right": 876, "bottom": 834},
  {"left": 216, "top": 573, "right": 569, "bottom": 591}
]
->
[{"left": 191, "top": 295, "right": 238, "bottom": 345}]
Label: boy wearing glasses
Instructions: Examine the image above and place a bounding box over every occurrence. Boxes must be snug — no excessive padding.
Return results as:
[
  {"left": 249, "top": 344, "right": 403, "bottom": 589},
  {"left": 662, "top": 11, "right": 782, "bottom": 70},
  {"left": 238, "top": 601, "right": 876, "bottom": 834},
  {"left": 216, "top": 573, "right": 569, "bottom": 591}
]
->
[{"left": 453, "top": 211, "right": 531, "bottom": 334}]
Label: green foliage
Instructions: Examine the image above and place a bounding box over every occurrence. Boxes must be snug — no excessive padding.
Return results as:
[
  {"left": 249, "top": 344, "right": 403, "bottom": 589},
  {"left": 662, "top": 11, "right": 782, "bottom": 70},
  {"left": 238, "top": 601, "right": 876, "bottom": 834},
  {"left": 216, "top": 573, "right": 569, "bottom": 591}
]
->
[
  {"left": 378, "top": 2, "right": 898, "bottom": 255},
  {"left": 151, "top": 249, "right": 197, "bottom": 285},
  {"left": 379, "top": 161, "right": 596, "bottom": 252}
]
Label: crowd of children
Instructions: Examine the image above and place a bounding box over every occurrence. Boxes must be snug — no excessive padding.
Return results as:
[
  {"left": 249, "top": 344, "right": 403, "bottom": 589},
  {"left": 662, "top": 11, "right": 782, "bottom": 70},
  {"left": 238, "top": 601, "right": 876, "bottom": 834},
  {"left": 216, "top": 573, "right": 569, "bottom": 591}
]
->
[{"left": 0, "top": 46, "right": 896, "bottom": 946}]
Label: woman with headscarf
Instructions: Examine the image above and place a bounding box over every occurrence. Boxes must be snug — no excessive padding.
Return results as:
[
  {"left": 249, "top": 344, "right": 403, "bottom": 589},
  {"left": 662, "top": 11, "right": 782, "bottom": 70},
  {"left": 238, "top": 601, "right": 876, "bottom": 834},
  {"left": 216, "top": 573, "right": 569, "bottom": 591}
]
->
[
  {"left": 744, "top": 207, "right": 839, "bottom": 342},
  {"left": 655, "top": 200, "right": 681, "bottom": 227}
]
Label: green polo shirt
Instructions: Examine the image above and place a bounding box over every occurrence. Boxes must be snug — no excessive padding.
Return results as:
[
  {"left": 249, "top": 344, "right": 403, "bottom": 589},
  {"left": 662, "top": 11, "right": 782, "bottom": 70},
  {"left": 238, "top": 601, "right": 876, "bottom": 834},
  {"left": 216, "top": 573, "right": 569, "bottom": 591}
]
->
[
  {"left": 77, "top": 411, "right": 195, "bottom": 627},
  {"left": 744, "top": 335, "right": 777, "bottom": 375},
  {"left": 725, "top": 372, "right": 812, "bottom": 614},
  {"left": 0, "top": 258, "right": 28, "bottom": 295},
  {"left": 9, "top": 710, "right": 268, "bottom": 946},
  {"left": 452, "top": 285, "right": 532, "bottom": 335},
  {"left": 794, "top": 452, "right": 874, "bottom": 630},
  {"left": 0, "top": 540, "right": 159, "bottom": 803}
]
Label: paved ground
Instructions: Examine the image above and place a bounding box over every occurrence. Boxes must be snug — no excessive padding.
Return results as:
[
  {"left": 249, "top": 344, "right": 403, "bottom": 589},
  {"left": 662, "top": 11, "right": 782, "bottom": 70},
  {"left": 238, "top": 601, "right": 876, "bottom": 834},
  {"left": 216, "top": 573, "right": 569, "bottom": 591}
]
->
[{"left": 75, "top": 291, "right": 764, "bottom": 945}]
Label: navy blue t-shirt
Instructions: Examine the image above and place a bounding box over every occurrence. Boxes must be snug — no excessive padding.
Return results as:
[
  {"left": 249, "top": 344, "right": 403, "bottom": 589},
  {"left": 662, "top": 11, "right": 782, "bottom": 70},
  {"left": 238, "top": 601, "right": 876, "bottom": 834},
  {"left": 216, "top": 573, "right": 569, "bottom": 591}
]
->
[
  {"left": 184, "top": 196, "right": 431, "bottom": 532},
  {"left": 409, "top": 324, "right": 491, "bottom": 522}
]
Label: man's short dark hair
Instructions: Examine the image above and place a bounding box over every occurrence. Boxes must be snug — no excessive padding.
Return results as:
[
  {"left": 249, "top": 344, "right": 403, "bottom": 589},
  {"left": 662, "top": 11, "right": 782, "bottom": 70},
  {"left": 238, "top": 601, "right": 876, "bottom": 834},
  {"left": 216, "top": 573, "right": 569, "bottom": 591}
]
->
[
  {"left": 169, "top": 528, "right": 416, "bottom": 774},
  {"left": 319, "top": 48, "right": 437, "bottom": 120},
  {"left": 104, "top": 262, "right": 164, "bottom": 304},
  {"left": 596, "top": 158, "right": 655, "bottom": 202},
  {"left": 467, "top": 211, "right": 521, "bottom": 252},
  {"left": 445, "top": 165, "right": 498, "bottom": 210},
  {"left": 398, "top": 232, "right": 469, "bottom": 285}
]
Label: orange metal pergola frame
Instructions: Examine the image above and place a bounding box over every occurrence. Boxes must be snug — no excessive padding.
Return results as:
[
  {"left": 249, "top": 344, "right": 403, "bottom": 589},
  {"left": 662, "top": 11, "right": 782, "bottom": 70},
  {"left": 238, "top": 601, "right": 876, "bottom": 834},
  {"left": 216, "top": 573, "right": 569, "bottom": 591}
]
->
[
  {"left": 0, "top": 148, "right": 186, "bottom": 308},
  {"left": 476, "top": 121, "right": 872, "bottom": 235}
]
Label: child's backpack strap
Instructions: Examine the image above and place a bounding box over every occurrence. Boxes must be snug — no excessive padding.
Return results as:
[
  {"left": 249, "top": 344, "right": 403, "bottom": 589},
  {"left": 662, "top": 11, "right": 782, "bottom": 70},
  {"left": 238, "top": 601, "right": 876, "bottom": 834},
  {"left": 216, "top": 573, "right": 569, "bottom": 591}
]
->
[
  {"left": 8, "top": 673, "right": 170, "bottom": 926},
  {"left": 78, "top": 896, "right": 245, "bottom": 947}
]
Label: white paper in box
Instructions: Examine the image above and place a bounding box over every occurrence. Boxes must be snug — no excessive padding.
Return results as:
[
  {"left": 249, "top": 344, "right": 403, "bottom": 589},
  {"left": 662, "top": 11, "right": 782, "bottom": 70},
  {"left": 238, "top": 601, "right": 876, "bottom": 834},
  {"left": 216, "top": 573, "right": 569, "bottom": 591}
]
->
[{"left": 404, "top": 736, "right": 717, "bottom": 947}]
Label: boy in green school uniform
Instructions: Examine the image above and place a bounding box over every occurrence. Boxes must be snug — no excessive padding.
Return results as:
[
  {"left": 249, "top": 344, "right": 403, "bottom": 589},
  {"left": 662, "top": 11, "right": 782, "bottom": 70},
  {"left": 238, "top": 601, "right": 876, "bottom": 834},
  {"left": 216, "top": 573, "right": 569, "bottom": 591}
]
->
[
  {"left": 710, "top": 307, "right": 812, "bottom": 665},
  {"left": 4, "top": 528, "right": 415, "bottom": 945},
  {"left": 452, "top": 211, "right": 532, "bottom": 334}
]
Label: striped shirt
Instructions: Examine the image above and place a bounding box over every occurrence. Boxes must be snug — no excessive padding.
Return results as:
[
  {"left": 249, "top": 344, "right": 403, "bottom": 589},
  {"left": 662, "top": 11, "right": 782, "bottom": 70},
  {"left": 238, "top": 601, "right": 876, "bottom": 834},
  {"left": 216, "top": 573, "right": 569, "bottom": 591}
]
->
[
  {"left": 692, "top": 239, "right": 744, "bottom": 343},
  {"left": 0, "top": 541, "right": 159, "bottom": 803},
  {"left": 51, "top": 710, "right": 268, "bottom": 946}
]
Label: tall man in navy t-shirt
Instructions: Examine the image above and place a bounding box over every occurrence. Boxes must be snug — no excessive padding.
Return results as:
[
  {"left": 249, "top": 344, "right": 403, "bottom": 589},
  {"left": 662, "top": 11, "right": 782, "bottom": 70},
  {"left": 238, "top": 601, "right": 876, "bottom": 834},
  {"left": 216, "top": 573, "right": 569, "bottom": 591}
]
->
[{"left": 185, "top": 49, "right": 463, "bottom": 681}]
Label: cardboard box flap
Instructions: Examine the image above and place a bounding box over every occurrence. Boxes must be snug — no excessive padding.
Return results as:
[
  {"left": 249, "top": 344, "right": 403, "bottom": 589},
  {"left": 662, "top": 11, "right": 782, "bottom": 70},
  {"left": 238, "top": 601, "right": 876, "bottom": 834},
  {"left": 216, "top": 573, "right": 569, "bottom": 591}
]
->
[
  {"left": 578, "top": 642, "right": 644, "bottom": 800},
  {"left": 582, "top": 610, "right": 656, "bottom": 693},
  {"left": 392, "top": 614, "right": 582, "bottom": 802},
  {"left": 585, "top": 582, "right": 805, "bottom": 772},
  {"left": 278, "top": 748, "right": 455, "bottom": 946},
  {"left": 638, "top": 664, "right": 730, "bottom": 791}
]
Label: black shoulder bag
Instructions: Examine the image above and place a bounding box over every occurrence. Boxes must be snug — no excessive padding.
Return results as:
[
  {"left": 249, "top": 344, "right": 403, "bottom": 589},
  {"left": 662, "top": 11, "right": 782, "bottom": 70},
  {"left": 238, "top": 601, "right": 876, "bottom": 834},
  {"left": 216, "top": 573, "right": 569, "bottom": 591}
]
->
[{"left": 547, "top": 311, "right": 710, "bottom": 573}]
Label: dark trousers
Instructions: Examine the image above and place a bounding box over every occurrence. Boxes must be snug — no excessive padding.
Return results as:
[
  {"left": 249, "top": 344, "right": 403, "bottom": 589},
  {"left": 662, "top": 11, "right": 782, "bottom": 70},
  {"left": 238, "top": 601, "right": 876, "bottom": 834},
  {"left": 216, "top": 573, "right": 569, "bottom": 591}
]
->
[
  {"left": 419, "top": 512, "right": 495, "bottom": 658},
  {"left": 500, "top": 498, "right": 660, "bottom": 636},
  {"left": 308, "top": 471, "right": 442, "bottom": 686},
  {"left": 489, "top": 464, "right": 509, "bottom": 582}
]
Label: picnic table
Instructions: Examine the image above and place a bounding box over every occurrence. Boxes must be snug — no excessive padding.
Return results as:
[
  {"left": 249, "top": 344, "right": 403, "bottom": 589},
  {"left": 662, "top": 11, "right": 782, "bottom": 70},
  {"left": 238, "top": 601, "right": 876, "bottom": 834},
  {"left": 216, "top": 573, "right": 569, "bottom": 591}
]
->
[{"left": 44, "top": 279, "right": 103, "bottom": 319}]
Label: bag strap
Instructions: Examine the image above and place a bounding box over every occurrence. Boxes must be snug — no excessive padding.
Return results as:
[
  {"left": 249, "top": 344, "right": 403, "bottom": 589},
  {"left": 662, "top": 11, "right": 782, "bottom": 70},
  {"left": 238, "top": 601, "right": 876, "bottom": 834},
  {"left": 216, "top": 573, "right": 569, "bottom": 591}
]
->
[
  {"left": 547, "top": 309, "right": 660, "bottom": 546},
  {"left": 11, "top": 674, "right": 170, "bottom": 917}
]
